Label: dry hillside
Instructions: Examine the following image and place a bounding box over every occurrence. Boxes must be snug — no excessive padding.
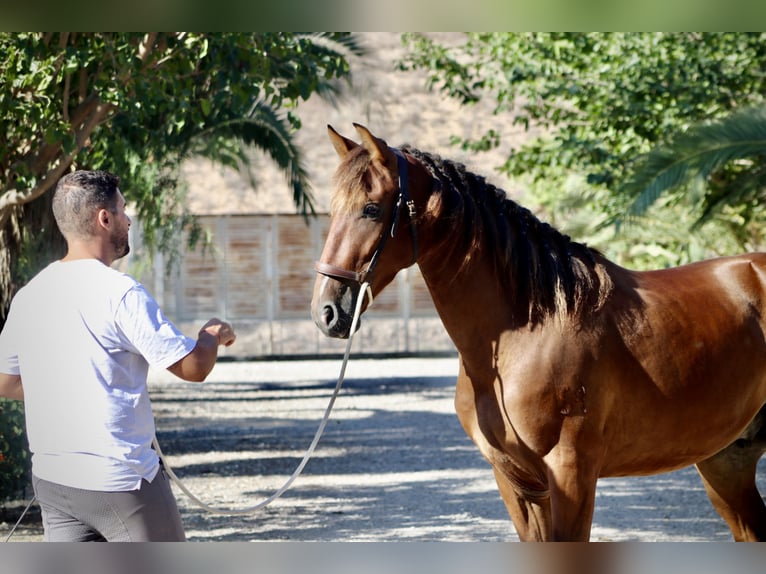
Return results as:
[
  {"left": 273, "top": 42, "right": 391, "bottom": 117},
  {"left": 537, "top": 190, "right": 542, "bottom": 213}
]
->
[{"left": 182, "top": 32, "right": 531, "bottom": 215}]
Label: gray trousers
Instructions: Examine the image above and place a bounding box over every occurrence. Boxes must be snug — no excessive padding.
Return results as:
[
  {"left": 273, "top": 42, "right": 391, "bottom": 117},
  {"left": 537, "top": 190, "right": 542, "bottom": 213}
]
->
[{"left": 32, "top": 468, "right": 186, "bottom": 542}]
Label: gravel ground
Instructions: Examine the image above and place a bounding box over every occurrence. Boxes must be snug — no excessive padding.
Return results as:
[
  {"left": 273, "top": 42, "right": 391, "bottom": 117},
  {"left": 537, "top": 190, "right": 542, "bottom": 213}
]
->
[{"left": 3, "top": 356, "right": 765, "bottom": 543}]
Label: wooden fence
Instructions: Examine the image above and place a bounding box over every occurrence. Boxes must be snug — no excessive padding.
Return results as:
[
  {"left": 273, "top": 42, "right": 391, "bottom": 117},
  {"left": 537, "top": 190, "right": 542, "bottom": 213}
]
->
[{"left": 133, "top": 214, "right": 454, "bottom": 358}]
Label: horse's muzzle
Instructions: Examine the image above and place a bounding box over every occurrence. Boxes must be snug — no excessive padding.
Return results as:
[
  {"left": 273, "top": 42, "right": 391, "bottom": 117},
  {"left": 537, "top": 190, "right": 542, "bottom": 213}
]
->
[
  {"left": 311, "top": 281, "right": 361, "bottom": 339},
  {"left": 313, "top": 300, "right": 358, "bottom": 339}
]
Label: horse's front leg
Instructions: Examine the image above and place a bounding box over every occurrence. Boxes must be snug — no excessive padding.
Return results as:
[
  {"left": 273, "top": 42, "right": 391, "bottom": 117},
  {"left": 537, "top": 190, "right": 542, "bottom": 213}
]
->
[
  {"left": 491, "top": 466, "right": 552, "bottom": 540},
  {"left": 492, "top": 450, "right": 598, "bottom": 541},
  {"left": 544, "top": 445, "right": 600, "bottom": 541}
]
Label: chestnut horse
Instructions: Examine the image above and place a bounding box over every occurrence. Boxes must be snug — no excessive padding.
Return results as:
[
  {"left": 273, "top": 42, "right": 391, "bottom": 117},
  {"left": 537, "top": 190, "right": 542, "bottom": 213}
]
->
[{"left": 310, "top": 123, "right": 766, "bottom": 541}]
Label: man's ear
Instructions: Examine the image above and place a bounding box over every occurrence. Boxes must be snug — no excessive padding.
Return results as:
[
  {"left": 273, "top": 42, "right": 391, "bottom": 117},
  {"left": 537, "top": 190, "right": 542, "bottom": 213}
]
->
[{"left": 97, "top": 208, "right": 111, "bottom": 229}]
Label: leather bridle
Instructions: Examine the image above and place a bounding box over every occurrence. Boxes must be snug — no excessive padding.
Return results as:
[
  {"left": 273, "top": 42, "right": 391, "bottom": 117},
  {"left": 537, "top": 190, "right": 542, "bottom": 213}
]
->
[{"left": 314, "top": 148, "right": 419, "bottom": 286}]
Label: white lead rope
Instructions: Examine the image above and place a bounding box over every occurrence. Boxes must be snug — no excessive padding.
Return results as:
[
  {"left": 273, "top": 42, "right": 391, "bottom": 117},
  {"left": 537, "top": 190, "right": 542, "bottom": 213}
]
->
[
  {"left": 154, "top": 282, "right": 373, "bottom": 515},
  {"left": 4, "top": 495, "right": 37, "bottom": 542}
]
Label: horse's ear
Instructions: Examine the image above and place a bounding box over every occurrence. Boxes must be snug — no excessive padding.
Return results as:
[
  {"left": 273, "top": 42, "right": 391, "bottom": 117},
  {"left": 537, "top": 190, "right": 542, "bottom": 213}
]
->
[
  {"left": 328, "top": 125, "right": 358, "bottom": 159},
  {"left": 353, "top": 123, "right": 396, "bottom": 169}
]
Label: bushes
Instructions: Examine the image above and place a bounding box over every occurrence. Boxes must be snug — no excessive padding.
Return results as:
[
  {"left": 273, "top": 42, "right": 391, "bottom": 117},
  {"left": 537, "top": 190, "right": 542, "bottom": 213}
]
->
[{"left": 0, "top": 399, "right": 31, "bottom": 501}]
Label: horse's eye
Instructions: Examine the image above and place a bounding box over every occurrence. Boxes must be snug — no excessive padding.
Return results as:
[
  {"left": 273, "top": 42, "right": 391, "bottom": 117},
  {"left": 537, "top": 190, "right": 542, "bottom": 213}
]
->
[{"left": 362, "top": 203, "right": 381, "bottom": 220}]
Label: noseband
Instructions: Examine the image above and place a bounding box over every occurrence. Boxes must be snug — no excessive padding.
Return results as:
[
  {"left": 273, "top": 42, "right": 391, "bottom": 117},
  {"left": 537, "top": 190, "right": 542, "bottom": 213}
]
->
[{"left": 314, "top": 148, "right": 419, "bottom": 286}]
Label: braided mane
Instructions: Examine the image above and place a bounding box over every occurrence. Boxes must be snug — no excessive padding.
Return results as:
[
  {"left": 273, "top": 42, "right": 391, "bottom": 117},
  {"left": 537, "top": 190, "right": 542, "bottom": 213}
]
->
[{"left": 400, "top": 145, "right": 613, "bottom": 325}]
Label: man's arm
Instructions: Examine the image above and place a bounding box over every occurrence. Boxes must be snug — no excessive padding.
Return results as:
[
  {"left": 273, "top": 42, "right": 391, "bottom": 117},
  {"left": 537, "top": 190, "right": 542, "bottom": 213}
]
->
[
  {"left": 166, "top": 318, "right": 236, "bottom": 383},
  {"left": 0, "top": 373, "right": 23, "bottom": 401}
]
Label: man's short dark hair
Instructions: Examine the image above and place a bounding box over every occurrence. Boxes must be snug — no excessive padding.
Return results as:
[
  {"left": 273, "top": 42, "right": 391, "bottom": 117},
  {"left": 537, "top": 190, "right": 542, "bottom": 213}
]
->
[{"left": 52, "top": 170, "right": 121, "bottom": 239}]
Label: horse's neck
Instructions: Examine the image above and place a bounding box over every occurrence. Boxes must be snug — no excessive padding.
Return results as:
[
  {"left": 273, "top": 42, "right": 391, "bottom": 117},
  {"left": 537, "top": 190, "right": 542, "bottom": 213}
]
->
[
  {"left": 414, "top": 172, "right": 547, "bottom": 354},
  {"left": 417, "top": 256, "right": 519, "bottom": 354}
]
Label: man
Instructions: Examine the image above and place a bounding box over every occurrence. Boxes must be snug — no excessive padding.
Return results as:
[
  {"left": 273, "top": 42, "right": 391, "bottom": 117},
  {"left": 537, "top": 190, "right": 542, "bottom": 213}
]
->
[{"left": 0, "top": 170, "right": 236, "bottom": 541}]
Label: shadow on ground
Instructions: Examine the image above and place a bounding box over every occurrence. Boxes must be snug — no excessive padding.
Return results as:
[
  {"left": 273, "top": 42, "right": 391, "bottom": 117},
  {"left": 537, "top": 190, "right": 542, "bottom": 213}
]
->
[
  {"left": 4, "top": 371, "right": 763, "bottom": 542},
  {"left": 149, "top": 375, "right": 761, "bottom": 542}
]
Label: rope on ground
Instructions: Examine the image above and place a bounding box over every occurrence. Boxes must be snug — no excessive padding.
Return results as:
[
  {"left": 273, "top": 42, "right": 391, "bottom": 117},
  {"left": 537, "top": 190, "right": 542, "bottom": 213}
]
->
[
  {"left": 3, "top": 495, "right": 37, "bottom": 542},
  {"left": 155, "top": 282, "right": 373, "bottom": 515}
]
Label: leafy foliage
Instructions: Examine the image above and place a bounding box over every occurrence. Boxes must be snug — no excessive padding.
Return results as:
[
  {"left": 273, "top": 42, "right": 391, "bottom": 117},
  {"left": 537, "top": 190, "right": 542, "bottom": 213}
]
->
[
  {"left": 0, "top": 400, "right": 31, "bottom": 501},
  {"left": 400, "top": 33, "right": 766, "bottom": 268},
  {"left": 0, "top": 32, "right": 363, "bottom": 315}
]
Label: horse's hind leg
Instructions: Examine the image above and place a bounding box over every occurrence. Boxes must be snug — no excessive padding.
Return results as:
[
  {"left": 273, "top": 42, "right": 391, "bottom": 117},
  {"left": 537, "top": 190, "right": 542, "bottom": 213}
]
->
[
  {"left": 695, "top": 406, "right": 766, "bottom": 541},
  {"left": 696, "top": 447, "right": 766, "bottom": 541}
]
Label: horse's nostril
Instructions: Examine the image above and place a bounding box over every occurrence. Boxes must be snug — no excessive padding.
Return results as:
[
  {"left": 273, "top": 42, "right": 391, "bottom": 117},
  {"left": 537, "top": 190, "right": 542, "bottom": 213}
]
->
[{"left": 321, "top": 303, "right": 337, "bottom": 328}]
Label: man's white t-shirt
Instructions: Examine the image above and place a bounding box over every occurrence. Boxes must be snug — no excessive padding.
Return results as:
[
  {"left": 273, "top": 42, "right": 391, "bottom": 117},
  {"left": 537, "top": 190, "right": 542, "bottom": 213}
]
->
[{"left": 0, "top": 259, "right": 196, "bottom": 491}]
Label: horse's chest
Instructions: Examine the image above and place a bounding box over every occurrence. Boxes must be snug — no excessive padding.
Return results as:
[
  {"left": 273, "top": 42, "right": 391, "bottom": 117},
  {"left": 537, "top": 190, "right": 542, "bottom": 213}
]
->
[{"left": 455, "top": 368, "right": 567, "bottom": 457}]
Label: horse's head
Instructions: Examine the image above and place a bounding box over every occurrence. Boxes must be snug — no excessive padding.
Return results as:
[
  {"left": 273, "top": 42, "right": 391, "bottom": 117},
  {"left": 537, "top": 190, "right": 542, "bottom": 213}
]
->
[{"left": 311, "top": 124, "right": 422, "bottom": 339}]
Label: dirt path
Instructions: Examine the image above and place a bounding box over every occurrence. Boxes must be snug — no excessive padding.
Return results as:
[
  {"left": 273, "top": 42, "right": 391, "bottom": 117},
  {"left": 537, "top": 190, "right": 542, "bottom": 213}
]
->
[{"left": 3, "top": 357, "right": 763, "bottom": 542}]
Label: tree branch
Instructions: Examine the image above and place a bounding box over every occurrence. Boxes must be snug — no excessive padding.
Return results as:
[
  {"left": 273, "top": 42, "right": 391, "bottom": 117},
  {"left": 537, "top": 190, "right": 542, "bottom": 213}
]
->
[
  {"left": 139, "top": 32, "right": 158, "bottom": 64},
  {"left": 0, "top": 101, "right": 116, "bottom": 228},
  {"left": 62, "top": 72, "right": 71, "bottom": 123}
]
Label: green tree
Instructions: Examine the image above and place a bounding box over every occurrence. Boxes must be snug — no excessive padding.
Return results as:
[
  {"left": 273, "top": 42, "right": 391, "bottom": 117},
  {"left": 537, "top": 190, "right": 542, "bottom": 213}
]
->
[
  {"left": 1, "top": 32, "right": 363, "bottom": 313},
  {"left": 400, "top": 32, "right": 766, "bottom": 268},
  {"left": 0, "top": 31, "right": 363, "bottom": 502}
]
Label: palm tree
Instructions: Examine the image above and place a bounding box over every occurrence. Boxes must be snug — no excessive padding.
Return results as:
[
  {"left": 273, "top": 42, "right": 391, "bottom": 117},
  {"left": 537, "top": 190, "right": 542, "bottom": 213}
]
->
[{"left": 622, "top": 105, "right": 766, "bottom": 229}]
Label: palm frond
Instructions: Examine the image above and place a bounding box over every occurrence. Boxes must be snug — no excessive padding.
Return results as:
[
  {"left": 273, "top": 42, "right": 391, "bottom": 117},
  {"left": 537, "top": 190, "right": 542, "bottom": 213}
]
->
[
  {"left": 180, "top": 33, "right": 366, "bottom": 218},
  {"left": 623, "top": 105, "right": 766, "bottom": 219},
  {"left": 694, "top": 162, "right": 766, "bottom": 228},
  {"left": 189, "top": 102, "right": 316, "bottom": 218},
  {"left": 295, "top": 32, "right": 367, "bottom": 61},
  {"left": 291, "top": 33, "right": 367, "bottom": 108},
  {"left": 236, "top": 103, "right": 315, "bottom": 217}
]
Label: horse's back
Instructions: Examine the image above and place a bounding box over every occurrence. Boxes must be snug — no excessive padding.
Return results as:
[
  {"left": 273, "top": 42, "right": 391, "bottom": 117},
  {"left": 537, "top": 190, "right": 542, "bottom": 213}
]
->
[
  {"left": 636, "top": 251, "right": 766, "bottom": 300},
  {"left": 619, "top": 252, "right": 766, "bottom": 338}
]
